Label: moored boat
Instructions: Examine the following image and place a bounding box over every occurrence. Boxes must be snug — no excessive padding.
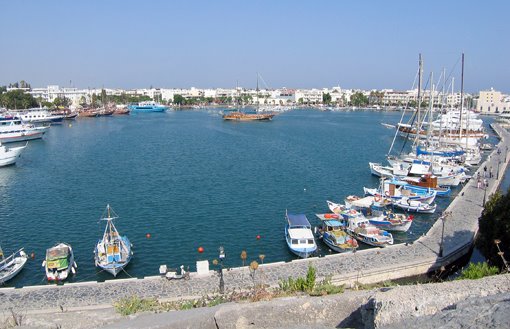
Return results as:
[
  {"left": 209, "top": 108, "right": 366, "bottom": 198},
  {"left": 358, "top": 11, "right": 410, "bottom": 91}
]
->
[
  {"left": 42, "top": 242, "right": 76, "bottom": 282},
  {"left": 0, "top": 247, "right": 28, "bottom": 284},
  {"left": 344, "top": 196, "right": 413, "bottom": 232},
  {"left": 315, "top": 214, "right": 358, "bottom": 253},
  {"left": 393, "top": 198, "right": 437, "bottom": 214},
  {"left": 0, "top": 116, "right": 48, "bottom": 143},
  {"left": 345, "top": 215, "right": 394, "bottom": 247},
  {"left": 128, "top": 101, "right": 167, "bottom": 113},
  {"left": 94, "top": 204, "right": 133, "bottom": 277},
  {"left": 0, "top": 142, "right": 27, "bottom": 167},
  {"left": 285, "top": 211, "right": 317, "bottom": 258},
  {"left": 222, "top": 109, "right": 275, "bottom": 121}
]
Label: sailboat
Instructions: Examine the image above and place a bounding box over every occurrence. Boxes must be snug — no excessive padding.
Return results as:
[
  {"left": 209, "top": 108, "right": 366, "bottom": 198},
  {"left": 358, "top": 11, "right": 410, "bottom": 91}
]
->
[
  {"left": 223, "top": 74, "right": 275, "bottom": 121},
  {"left": 94, "top": 204, "right": 133, "bottom": 277},
  {"left": 0, "top": 246, "right": 28, "bottom": 284}
]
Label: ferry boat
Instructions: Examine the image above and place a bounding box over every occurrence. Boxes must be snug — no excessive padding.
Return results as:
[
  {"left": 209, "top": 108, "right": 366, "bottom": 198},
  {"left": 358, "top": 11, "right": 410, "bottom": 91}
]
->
[
  {"left": 285, "top": 212, "right": 317, "bottom": 258},
  {"left": 0, "top": 116, "right": 49, "bottom": 143},
  {"left": 128, "top": 101, "right": 167, "bottom": 113},
  {"left": 94, "top": 204, "right": 133, "bottom": 277},
  {"left": 14, "top": 108, "right": 64, "bottom": 124}
]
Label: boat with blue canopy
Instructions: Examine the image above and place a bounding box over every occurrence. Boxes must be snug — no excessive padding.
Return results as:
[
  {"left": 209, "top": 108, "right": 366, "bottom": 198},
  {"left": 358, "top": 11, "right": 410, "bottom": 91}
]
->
[
  {"left": 315, "top": 214, "right": 358, "bottom": 253},
  {"left": 285, "top": 212, "right": 317, "bottom": 258}
]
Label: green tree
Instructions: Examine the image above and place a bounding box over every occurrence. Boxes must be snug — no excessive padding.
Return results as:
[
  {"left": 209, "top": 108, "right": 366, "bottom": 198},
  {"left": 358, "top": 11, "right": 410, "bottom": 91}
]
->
[
  {"left": 350, "top": 92, "right": 369, "bottom": 106},
  {"left": 322, "top": 93, "right": 332, "bottom": 104},
  {"left": 53, "top": 96, "right": 71, "bottom": 108},
  {"left": 476, "top": 190, "right": 510, "bottom": 271},
  {"left": 0, "top": 89, "right": 38, "bottom": 109},
  {"left": 173, "top": 94, "right": 185, "bottom": 105}
]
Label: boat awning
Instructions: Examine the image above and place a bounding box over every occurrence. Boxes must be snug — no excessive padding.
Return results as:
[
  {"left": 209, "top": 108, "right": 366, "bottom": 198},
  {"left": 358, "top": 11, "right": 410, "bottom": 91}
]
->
[
  {"left": 288, "top": 228, "right": 314, "bottom": 239},
  {"left": 287, "top": 213, "right": 311, "bottom": 227},
  {"left": 350, "top": 196, "right": 374, "bottom": 208},
  {"left": 323, "top": 220, "right": 345, "bottom": 227}
]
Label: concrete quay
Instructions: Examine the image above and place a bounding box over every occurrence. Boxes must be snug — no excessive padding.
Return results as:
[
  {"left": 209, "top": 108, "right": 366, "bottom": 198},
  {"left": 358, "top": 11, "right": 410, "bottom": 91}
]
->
[{"left": 1, "top": 124, "right": 509, "bottom": 314}]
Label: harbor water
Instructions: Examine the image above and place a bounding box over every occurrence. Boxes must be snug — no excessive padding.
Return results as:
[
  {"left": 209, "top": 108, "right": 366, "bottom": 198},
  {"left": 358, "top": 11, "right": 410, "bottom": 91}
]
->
[{"left": 0, "top": 109, "right": 500, "bottom": 287}]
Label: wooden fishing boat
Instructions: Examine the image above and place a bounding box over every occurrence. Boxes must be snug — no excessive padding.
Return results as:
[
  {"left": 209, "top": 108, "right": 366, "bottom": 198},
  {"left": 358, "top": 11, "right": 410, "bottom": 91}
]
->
[
  {"left": 94, "top": 204, "right": 133, "bottom": 277},
  {"left": 315, "top": 214, "right": 358, "bottom": 253}
]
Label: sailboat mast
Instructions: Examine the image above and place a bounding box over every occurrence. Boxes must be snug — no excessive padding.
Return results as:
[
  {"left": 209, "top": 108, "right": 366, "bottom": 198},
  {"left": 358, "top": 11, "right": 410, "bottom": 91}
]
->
[
  {"left": 413, "top": 53, "right": 423, "bottom": 146},
  {"left": 459, "top": 53, "right": 465, "bottom": 141},
  {"left": 256, "top": 72, "right": 260, "bottom": 111}
]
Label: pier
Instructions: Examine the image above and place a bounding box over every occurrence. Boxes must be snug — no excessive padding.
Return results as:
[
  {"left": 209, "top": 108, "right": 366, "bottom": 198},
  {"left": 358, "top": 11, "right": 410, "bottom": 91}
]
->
[{"left": 1, "top": 124, "right": 509, "bottom": 314}]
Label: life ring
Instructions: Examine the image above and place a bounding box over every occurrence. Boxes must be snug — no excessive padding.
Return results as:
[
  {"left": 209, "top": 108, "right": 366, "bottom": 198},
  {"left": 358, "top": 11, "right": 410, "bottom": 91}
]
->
[{"left": 374, "top": 195, "right": 381, "bottom": 202}]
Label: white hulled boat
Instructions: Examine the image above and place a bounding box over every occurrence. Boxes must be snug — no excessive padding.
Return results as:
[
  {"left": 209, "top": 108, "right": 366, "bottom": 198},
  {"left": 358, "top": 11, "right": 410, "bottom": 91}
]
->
[
  {"left": 94, "top": 204, "right": 133, "bottom": 277},
  {"left": 0, "top": 116, "right": 49, "bottom": 143},
  {"left": 0, "top": 142, "right": 26, "bottom": 167},
  {"left": 285, "top": 211, "right": 317, "bottom": 258},
  {"left": 0, "top": 247, "right": 28, "bottom": 284},
  {"left": 43, "top": 242, "right": 76, "bottom": 282}
]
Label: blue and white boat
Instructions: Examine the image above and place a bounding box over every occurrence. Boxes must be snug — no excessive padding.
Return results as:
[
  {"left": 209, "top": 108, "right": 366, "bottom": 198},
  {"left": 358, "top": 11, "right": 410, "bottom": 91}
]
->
[
  {"left": 94, "top": 204, "right": 133, "bottom": 277},
  {"left": 389, "top": 178, "right": 451, "bottom": 197},
  {"left": 285, "top": 212, "right": 317, "bottom": 258},
  {"left": 128, "top": 101, "right": 167, "bottom": 113},
  {"left": 315, "top": 214, "right": 358, "bottom": 253}
]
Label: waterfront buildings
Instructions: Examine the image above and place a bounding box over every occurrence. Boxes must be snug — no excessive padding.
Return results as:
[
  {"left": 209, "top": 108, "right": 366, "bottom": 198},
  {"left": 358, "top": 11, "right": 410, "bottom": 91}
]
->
[
  {"left": 3, "top": 84, "right": 508, "bottom": 112},
  {"left": 476, "top": 88, "right": 510, "bottom": 114}
]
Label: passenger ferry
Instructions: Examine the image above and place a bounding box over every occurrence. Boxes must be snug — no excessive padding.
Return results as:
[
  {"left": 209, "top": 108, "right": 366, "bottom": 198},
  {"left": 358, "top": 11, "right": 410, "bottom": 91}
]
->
[
  {"left": 128, "top": 101, "right": 167, "bottom": 113},
  {"left": 0, "top": 116, "right": 49, "bottom": 143},
  {"left": 14, "top": 108, "right": 64, "bottom": 124}
]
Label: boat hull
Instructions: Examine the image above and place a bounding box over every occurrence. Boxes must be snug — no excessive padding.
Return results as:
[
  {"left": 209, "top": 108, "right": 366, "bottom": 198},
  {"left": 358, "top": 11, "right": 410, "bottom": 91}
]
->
[
  {"left": 0, "top": 250, "right": 28, "bottom": 284},
  {"left": 0, "top": 144, "right": 26, "bottom": 167},
  {"left": 0, "top": 131, "right": 44, "bottom": 143}
]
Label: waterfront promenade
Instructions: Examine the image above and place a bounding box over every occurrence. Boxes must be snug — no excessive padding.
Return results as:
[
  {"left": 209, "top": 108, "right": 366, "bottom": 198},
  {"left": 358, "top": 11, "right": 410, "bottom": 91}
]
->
[{"left": 1, "top": 124, "right": 509, "bottom": 314}]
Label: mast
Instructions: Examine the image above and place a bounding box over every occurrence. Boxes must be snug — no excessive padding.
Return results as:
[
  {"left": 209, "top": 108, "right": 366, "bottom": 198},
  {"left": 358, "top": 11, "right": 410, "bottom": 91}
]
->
[
  {"left": 413, "top": 53, "right": 423, "bottom": 146},
  {"left": 459, "top": 53, "right": 464, "bottom": 142}
]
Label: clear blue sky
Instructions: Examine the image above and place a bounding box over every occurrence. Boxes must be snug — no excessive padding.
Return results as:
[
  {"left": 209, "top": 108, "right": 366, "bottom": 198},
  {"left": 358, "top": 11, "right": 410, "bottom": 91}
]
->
[{"left": 1, "top": 0, "right": 508, "bottom": 92}]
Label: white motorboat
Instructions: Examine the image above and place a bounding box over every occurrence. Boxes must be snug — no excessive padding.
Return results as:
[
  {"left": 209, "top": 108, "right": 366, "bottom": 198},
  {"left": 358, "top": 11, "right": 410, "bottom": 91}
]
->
[
  {"left": 14, "top": 108, "right": 64, "bottom": 124},
  {"left": 285, "top": 211, "right": 317, "bottom": 258},
  {"left": 0, "top": 142, "right": 26, "bottom": 167},
  {"left": 0, "top": 116, "right": 49, "bottom": 143},
  {"left": 393, "top": 198, "right": 437, "bottom": 214},
  {"left": 0, "top": 247, "right": 28, "bottom": 284},
  {"left": 42, "top": 242, "right": 76, "bottom": 282},
  {"left": 345, "top": 214, "right": 394, "bottom": 247}
]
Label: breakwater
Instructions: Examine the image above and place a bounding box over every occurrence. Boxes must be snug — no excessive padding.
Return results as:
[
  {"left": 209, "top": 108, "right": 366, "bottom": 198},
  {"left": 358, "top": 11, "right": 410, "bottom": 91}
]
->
[{"left": 1, "top": 121, "right": 508, "bottom": 313}]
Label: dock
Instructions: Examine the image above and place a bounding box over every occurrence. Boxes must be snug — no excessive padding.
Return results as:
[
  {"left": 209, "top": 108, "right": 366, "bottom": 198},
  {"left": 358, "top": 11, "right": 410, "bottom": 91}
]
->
[{"left": 1, "top": 124, "right": 509, "bottom": 313}]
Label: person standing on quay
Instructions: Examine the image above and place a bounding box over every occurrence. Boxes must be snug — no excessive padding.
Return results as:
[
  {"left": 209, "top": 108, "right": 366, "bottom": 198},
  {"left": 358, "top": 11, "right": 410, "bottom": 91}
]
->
[
  {"left": 483, "top": 165, "right": 488, "bottom": 178},
  {"left": 477, "top": 177, "right": 482, "bottom": 189}
]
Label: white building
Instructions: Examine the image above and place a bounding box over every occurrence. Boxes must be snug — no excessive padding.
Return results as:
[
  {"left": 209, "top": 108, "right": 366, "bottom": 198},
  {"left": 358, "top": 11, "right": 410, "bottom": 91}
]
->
[{"left": 476, "top": 88, "right": 505, "bottom": 114}]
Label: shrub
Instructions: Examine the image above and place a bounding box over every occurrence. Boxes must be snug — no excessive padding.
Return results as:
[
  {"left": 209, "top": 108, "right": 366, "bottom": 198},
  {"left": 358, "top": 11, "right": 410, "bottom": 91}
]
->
[
  {"left": 114, "top": 296, "right": 159, "bottom": 316},
  {"left": 457, "top": 262, "right": 499, "bottom": 280}
]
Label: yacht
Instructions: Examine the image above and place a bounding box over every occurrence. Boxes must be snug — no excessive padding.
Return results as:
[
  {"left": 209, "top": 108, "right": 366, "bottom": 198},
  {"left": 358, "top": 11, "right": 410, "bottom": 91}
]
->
[
  {"left": 14, "top": 108, "right": 64, "bottom": 124},
  {"left": 0, "top": 115, "right": 49, "bottom": 143}
]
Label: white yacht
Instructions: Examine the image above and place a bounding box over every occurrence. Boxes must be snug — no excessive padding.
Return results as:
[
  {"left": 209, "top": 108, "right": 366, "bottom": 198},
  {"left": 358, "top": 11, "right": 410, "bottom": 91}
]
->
[
  {"left": 0, "top": 142, "right": 26, "bottom": 167},
  {"left": 14, "top": 108, "right": 64, "bottom": 124},
  {"left": 0, "top": 116, "right": 49, "bottom": 143}
]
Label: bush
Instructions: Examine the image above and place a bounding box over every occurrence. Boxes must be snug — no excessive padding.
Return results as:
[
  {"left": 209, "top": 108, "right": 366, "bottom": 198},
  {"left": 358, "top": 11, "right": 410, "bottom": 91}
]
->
[
  {"left": 457, "top": 262, "right": 499, "bottom": 280},
  {"left": 114, "top": 296, "right": 159, "bottom": 316}
]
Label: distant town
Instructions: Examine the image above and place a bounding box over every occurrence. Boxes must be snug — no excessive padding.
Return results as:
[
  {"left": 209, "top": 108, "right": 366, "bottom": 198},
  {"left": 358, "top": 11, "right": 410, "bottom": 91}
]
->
[{"left": 0, "top": 81, "right": 508, "bottom": 115}]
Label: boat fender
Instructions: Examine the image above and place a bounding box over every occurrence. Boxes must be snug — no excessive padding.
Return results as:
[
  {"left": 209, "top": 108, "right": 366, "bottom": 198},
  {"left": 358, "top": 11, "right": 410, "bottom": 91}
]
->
[
  {"left": 385, "top": 191, "right": 390, "bottom": 197},
  {"left": 71, "top": 267, "right": 76, "bottom": 275},
  {"left": 74, "top": 261, "right": 78, "bottom": 268}
]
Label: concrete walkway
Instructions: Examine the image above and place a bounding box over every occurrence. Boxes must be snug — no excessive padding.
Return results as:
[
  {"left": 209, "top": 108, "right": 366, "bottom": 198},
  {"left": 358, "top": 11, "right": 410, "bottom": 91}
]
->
[{"left": 1, "top": 124, "right": 509, "bottom": 314}]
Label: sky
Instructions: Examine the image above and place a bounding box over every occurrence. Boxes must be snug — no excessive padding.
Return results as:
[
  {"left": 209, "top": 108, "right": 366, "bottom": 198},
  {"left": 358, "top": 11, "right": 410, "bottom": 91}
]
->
[{"left": 1, "top": 0, "right": 509, "bottom": 92}]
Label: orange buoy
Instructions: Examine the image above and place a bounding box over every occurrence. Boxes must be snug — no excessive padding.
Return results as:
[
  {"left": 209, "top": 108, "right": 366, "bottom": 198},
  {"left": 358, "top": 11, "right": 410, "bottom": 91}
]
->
[
  {"left": 30, "top": 252, "right": 35, "bottom": 259},
  {"left": 198, "top": 246, "right": 204, "bottom": 253},
  {"left": 256, "top": 235, "right": 261, "bottom": 240},
  {"left": 146, "top": 233, "right": 151, "bottom": 239}
]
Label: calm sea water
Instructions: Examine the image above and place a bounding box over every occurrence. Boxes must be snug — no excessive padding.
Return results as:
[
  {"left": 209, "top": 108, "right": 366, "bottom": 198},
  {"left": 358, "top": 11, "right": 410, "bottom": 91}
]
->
[{"left": 0, "top": 109, "right": 500, "bottom": 287}]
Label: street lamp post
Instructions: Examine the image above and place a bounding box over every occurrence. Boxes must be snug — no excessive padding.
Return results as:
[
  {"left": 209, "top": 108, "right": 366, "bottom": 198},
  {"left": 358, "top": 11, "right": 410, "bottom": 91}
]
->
[{"left": 219, "top": 246, "right": 225, "bottom": 294}]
